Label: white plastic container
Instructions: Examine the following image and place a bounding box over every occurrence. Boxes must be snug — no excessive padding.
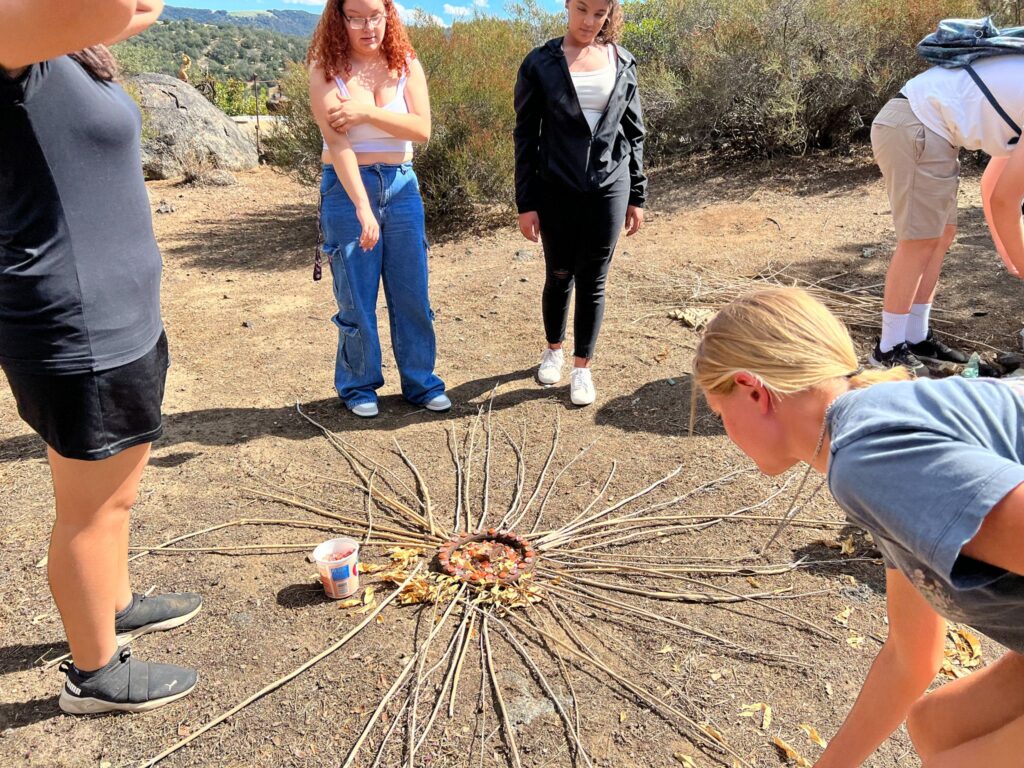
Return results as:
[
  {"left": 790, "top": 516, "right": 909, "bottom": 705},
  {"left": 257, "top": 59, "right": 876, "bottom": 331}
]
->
[{"left": 312, "top": 537, "right": 360, "bottom": 599}]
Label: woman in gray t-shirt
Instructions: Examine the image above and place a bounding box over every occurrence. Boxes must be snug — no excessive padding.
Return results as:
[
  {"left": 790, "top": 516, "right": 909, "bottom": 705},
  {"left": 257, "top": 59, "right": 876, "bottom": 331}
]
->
[{"left": 694, "top": 286, "right": 1024, "bottom": 767}]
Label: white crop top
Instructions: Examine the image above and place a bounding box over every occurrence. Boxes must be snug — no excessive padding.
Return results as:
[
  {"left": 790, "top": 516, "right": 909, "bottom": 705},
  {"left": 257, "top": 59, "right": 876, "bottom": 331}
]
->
[
  {"left": 570, "top": 45, "right": 617, "bottom": 134},
  {"left": 321, "top": 70, "right": 414, "bottom": 155}
]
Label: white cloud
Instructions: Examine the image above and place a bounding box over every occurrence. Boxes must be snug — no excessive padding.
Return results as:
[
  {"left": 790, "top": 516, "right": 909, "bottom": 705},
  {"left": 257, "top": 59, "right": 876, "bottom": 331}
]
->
[
  {"left": 443, "top": 3, "right": 471, "bottom": 16},
  {"left": 282, "top": 0, "right": 326, "bottom": 5},
  {"left": 473, "top": 0, "right": 488, "bottom": 6},
  {"left": 394, "top": 3, "right": 449, "bottom": 27}
]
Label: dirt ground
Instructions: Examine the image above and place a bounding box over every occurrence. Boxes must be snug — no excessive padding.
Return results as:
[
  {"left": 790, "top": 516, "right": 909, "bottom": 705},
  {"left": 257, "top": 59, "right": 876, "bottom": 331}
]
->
[{"left": 1, "top": 150, "right": 1021, "bottom": 768}]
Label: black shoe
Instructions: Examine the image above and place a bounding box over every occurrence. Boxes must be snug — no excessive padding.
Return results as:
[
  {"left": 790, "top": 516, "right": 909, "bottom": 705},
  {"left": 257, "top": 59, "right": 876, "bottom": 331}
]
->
[
  {"left": 58, "top": 647, "right": 197, "bottom": 714},
  {"left": 868, "top": 340, "right": 930, "bottom": 378},
  {"left": 114, "top": 592, "right": 202, "bottom": 642},
  {"left": 907, "top": 330, "right": 969, "bottom": 365}
]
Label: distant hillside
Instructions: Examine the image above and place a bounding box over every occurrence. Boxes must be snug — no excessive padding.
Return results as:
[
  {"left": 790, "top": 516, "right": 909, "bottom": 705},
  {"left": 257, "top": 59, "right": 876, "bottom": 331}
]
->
[
  {"left": 113, "top": 18, "right": 308, "bottom": 82},
  {"left": 163, "top": 6, "right": 320, "bottom": 37}
]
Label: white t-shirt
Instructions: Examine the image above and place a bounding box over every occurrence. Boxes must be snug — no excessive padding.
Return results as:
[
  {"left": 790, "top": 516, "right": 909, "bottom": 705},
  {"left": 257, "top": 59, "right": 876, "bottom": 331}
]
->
[{"left": 904, "top": 55, "right": 1024, "bottom": 157}]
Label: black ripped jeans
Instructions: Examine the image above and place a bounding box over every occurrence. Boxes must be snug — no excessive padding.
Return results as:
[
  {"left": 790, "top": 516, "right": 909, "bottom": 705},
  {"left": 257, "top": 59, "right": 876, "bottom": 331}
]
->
[{"left": 539, "top": 172, "right": 630, "bottom": 360}]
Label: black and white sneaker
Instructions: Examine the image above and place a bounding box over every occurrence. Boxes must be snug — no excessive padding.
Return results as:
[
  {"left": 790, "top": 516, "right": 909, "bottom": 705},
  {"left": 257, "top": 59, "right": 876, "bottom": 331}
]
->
[
  {"left": 115, "top": 592, "right": 202, "bottom": 643},
  {"left": 58, "top": 647, "right": 197, "bottom": 714},
  {"left": 907, "top": 330, "right": 969, "bottom": 365},
  {"left": 868, "top": 340, "right": 930, "bottom": 378}
]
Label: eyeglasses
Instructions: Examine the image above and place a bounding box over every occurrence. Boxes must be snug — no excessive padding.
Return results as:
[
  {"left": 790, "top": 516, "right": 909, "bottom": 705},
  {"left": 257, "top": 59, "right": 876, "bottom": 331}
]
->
[{"left": 343, "top": 13, "right": 386, "bottom": 30}]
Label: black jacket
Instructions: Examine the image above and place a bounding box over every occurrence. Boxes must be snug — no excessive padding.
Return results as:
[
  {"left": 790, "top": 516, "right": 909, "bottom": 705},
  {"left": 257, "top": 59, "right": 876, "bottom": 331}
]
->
[{"left": 513, "top": 38, "right": 646, "bottom": 214}]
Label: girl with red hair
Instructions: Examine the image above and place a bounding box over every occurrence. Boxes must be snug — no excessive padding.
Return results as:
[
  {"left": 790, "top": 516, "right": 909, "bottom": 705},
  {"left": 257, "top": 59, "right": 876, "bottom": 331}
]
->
[{"left": 308, "top": 0, "right": 449, "bottom": 419}]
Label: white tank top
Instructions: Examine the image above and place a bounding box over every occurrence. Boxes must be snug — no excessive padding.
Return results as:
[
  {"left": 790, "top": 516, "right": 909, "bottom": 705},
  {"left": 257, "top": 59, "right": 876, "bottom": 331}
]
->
[
  {"left": 904, "top": 55, "right": 1024, "bottom": 157},
  {"left": 321, "top": 70, "right": 414, "bottom": 155},
  {"left": 570, "top": 45, "right": 617, "bottom": 134}
]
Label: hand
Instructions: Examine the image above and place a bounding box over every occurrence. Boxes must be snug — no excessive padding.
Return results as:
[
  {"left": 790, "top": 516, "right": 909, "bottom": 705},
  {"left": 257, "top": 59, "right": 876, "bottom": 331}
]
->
[
  {"left": 355, "top": 204, "right": 380, "bottom": 252},
  {"left": 518, "top": 211, "right": 540, "bottom": 242},
  {"left": 328, "top": 96, "right": 372, "bottom": 133},
  {"left": 625, "top": 205, "right": 644, "bottom": 236}
]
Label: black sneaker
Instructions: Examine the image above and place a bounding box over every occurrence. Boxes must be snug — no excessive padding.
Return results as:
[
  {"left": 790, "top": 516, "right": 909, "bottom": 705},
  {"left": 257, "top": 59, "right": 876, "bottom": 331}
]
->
[
  {"left": 868, "top": 340, "right": 930, "bottom": 378},
  {"left": 115, "top": 592, "right": 202, "bottom": 643},
  {"left": 907, "top": 330, "right": 969, "bottom": 365},
  {"left": 58, "top": 647, "right": 197, "bottom": 714}
]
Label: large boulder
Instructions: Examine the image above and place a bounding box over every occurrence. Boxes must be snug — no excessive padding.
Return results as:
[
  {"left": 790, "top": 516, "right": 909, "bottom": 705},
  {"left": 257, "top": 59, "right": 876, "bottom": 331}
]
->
[{"left": 129, "top": 73, "right": 258, "bottom": 180}]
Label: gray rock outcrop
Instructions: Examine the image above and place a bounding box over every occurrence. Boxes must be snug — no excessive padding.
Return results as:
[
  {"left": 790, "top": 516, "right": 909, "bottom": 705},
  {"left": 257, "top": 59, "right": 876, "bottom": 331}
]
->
[{"left": 129, "top": 73, "right": 258, "bottom": 180}]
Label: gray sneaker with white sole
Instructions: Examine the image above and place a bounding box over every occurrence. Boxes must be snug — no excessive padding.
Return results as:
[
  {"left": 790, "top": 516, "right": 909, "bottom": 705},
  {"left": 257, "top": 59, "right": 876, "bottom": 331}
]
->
[
  {"left": 114, "top": 591, "right": 202, "bottom": 643},
  {"left": 58, "top": 647, "right": 197, "bottom": 714}
]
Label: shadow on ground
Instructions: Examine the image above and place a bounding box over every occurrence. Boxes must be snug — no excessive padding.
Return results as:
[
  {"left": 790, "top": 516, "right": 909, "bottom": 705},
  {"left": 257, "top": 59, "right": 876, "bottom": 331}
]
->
[{"left": 596, "top": 373, "right": 725, "bottom": 437}]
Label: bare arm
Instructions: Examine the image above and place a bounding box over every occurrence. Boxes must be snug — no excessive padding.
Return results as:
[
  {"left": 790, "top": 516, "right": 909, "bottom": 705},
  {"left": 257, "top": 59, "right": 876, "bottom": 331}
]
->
[
  {"left": 106, "top": 0, "right": 164, "bottom": 45},
  {"left": 987, "top": 145, "right": 1024, "bottom": 277},
  {"left": 309, "top": 64, "right": 378, "bottom": 251},
  {"left": 0, "top": 0, "right": 136, "bottom": 70},
  {"left": 961, "top": 482, "right": 1024, "bottom": 576},
  {"left": 327, "top": 58, "right": 431, "bottom": 142},
  {"left": 815, "top": 568, "right": 946, "bottom": 768}
]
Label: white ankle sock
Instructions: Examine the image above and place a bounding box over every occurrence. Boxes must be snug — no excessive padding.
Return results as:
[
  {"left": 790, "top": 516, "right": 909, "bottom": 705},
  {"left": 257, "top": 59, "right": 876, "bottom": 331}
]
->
[
  {"left": 880, "top": 311, "right": 909, "bottom": 353},
  {"left": 906, "top": 303, "right": 932, "bottom": 344}
]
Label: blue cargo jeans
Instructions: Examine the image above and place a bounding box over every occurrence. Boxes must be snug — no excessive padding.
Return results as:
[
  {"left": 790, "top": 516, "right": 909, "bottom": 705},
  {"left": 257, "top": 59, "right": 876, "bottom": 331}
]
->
[{"left": 319, "top": 163, "right": 445, "bottom": 409}]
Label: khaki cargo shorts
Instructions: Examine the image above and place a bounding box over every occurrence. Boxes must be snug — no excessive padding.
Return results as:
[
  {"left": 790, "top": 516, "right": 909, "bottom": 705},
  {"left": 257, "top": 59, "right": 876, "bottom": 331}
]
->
[{"left": 871, "top": 97, "right": 960, "bottom": 241}]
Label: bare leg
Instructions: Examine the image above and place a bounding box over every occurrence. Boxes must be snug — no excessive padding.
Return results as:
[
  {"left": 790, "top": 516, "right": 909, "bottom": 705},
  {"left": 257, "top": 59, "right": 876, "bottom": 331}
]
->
[
  {"left": 924, "top": 713, "right": 1024, "bottom": 767},
  {"left": 573, "top": 356, "right": 590, "bottom": 369},
  {"left": 913, "top": 225, "right": 957, "bottom": 305},
  {"left": 47, "top": 443, "right": 150, "bottom": 671},
  {"left": 884, "top": 226, "right": 955, "bottom": 314},
  {"left": 908, "top": 651, "right": 1024, "bottom": 760}
]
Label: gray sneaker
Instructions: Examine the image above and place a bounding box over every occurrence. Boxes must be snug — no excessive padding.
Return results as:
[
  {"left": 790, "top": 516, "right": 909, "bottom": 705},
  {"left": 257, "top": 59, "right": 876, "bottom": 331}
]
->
[
  {"left": 58, "top": 647, "right": 197, "bottom": 714},
  {"left": 114, "top": 591, "right": 202, "bottom": 643}
]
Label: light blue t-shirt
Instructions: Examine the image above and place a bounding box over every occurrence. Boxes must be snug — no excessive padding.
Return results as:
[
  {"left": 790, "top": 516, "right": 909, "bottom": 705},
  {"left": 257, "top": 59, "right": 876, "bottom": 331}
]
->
[{"left": 827, "top": 377, "right": 1024, "bottom": 652}]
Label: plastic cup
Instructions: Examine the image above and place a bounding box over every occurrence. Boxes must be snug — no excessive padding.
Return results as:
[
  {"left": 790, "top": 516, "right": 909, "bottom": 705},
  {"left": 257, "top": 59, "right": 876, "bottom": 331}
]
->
[{"left": 313, "top": 537, "right": 360, "bottom": 599}]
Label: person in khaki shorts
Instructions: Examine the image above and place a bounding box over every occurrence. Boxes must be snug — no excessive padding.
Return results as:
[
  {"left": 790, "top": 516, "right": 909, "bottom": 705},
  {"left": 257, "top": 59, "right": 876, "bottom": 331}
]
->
[{"left": 870, "top": 55, "right": 1024, "bottom": 375}]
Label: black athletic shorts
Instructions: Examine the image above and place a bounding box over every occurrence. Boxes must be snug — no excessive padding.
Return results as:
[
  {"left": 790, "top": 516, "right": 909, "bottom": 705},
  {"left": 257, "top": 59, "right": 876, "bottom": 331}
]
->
[{"left": 2, "top": 331, "right": 169, "bottom": 461}]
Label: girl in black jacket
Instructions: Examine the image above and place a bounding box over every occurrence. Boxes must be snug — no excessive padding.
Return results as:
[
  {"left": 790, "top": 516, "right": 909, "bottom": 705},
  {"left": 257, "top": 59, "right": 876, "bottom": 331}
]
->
[{"left": 514, "top": 0, "right": 646, "bottom": 406}]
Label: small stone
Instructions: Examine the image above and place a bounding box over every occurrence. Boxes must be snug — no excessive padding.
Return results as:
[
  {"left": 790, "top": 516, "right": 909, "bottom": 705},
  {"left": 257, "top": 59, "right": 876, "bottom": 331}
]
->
[
  {"left": 241, "top": 320, "right": 252, "bottom": 328},
  {"left": 513, "top": 249, "right": 535, "bottom": 262},
  {"left": 519, "top": 277, "right": 529, "bottom": 283},
  {"left": 860, "top": 246, "right": 878, "bottom": 259},
  {"left": 666, "top": 378, "right": 677, "bottom": 385},
  {"left": 155, "top": 200, "right": 175, "bottom": 214}
]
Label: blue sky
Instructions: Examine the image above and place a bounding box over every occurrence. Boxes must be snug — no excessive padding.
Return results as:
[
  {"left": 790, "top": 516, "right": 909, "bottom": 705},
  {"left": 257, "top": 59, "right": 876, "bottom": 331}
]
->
[{"left": 171, "top": 1, "right": 565, "bottom": 25}]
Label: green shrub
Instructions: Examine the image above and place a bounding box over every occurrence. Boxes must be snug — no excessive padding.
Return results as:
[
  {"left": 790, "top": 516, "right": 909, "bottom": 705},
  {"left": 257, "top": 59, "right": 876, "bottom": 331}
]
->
[
  {"left": 622, "top": 0, "right": 983, "bottom": 159},
  {"left": 211, "top": 78, "right": 270, "bottom": 116},
  {"left": 262, "top": 61, "right": 324, "bottom": 187},
  {"left": 267, "top": 0, "right": 998, "bottom": 225}
]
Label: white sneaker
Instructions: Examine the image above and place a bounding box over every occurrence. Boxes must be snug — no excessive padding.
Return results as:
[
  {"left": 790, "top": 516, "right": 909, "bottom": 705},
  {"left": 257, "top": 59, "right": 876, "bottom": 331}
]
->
[
  {"left": 537, "top": 348, "right": 565, "bottom": 385},
  {"left": 350, "top": 402, "right": 379, "bottom": 418},
  {"left": 570, "top": 367, "right": 595, "bottom": 406},
  {"left": 425, "top": 394, "right": 452, "bottom": 412}
]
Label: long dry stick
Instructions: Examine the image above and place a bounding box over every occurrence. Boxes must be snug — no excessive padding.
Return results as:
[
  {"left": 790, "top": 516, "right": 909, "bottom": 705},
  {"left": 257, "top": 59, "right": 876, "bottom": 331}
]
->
[
  {"left": 496, "top": 425, "right": 527, "bottom": 530},
  {"left": 463, "top": 406, "right": 483, "bottom": 532},
  {"left": 482, "top": 617, "right": 523, "bottom": 768},
  {"left": 509, "top": 413, "right": 560, "bottom": 531},
  {"left": 544, "top": 579, "right": 801, "bottom": 666},
  {"left": 364, "top": 468, "right": 377, "bottom": 545},
  {"left": 557, "top": 461, "right": 617, "bottom": 534},
  {"left": 477, "top": 387, "right": 497, "bottom": 531},
  {"left": 369, "top": 695, "right": 411, "bottom": 768},
  {"left": 142, "top": 565, "right": 424, "bottom": 768},
  {"left": 448, "top": 611, "right": 477, "bottom": 717},
  {"left": 473, "top": 607, "right": 592, "bottom": 768},
  {"left": 532, "top": 441, "right": 597, "bottom": 535},
  {"left": 296, "top": 403, "right": 421, "bottom": 505},
  {"left": 394, "top": 438, "right": 440, "bottom": 538},
  {"left": 407, "top": 592, "right": 453, "bottom": 767},
  {"left": 448, "top": 425, "right": 464, "bottom": 533},
  {"left": 341, "top": 588, "right": 463, "bottom": 768},
  {"left": 415, "top": 610, "right": 472, "bottom": 754},
  {"left": 244, "top": 487, "right": 433, "bottom": 543},
  {"left": 502, "top": 611, "right": 750, "bottom": 768},
  {"left": 537, "top": 466, "right": 682, "bottom": 549}
]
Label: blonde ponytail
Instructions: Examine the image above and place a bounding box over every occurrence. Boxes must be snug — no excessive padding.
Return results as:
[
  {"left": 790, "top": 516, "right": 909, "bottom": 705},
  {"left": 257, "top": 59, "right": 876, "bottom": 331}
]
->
[{"left": 693, "top": 287, "right": 908, "bottom": 401}]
